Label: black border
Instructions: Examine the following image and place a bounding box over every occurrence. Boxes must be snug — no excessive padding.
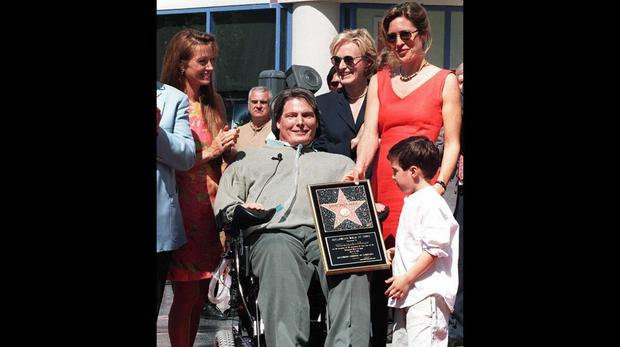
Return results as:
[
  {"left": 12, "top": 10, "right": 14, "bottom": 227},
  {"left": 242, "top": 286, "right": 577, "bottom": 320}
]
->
[{"left": 31, "top": 3, "right": 157, "bottom": 345}]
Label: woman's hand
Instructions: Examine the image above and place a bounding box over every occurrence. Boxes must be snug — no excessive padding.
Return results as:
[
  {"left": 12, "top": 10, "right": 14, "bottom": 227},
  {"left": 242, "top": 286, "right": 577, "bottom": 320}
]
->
[
  {"left": 350, "top": 123, "right": 365, "bottom": 150},
  {"left": 223, "top": 126, "right": 240, "bottom": 151},
  {"left": 433, "top": 182, "right": 446, "bottom": 196},
  {"left": 342, "top": 164, "right": 366, "bottom": 183},
  {"left": 350, "top": 137, "right": 360, "bottom": 150},
  {"left": 207, "top": 126, "right": 238, "bottom": 159}
]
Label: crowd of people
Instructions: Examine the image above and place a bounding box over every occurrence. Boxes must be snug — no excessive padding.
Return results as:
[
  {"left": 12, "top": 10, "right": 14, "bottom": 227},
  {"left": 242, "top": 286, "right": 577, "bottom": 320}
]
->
[{"left": 156, "top": 2, "right": 463, "bottom": 347}]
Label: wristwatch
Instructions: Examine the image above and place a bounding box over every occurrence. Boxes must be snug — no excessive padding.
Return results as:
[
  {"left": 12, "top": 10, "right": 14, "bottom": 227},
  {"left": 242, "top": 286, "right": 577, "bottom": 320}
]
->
[{"left": 435, "top": 180, "right": 447, "bottom": 190}]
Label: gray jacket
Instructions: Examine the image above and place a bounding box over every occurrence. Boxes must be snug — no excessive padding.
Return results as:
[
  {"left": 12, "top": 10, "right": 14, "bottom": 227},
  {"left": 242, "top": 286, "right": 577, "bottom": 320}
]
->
[{"left": 214, "top": 141, "right": 354, "bottom": 236}]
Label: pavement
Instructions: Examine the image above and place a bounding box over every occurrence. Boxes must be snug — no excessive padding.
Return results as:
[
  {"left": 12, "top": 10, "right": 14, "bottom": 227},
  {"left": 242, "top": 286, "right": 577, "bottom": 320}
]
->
[
  {"left": 157, "top": 282, "right": 237, "bottom": 347},
  {"left": 157, "top": 281, "right": 395, "bottom": 346}
]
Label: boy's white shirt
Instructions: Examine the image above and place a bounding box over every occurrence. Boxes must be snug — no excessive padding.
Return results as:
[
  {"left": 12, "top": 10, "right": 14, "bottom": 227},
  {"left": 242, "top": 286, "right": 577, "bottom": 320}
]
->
[{"left": 388, "top": 186, "right": 460, "bottom": 311}]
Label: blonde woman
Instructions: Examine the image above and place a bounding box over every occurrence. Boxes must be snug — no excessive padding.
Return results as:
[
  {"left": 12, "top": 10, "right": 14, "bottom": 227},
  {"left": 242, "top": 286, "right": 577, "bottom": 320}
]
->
[{"left": 315, "top": 28, "right": 377, "bottom": 161}]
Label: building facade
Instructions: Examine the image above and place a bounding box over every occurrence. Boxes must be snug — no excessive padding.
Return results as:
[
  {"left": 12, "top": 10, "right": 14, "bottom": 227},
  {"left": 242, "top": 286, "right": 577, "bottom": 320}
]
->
[{"left": 157, "top": 0, "right": 463, "bottom": 122}]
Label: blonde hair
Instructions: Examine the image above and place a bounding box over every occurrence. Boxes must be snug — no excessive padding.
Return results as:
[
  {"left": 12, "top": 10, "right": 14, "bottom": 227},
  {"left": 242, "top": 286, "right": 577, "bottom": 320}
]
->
[
  {"left": 160, "top": 29, "right": 226, "bottom": 139},
  {"left": 329, "top": 28, "right": 378, "bottom": 78}
]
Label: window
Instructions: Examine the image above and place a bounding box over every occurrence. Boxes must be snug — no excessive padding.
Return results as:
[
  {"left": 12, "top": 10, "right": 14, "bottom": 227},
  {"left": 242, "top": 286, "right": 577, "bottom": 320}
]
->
[
  {"left": 156, "top": 12, "right": 206, "bottom": 80},
  {"left": 212, "top": 10, "right": 276, "bottom": 94},
  {"left": 449, "top": 10, "right": 463, "bottom": 69},
  {"left": 343, "top": 3, "right": 463, "bottom": 69},
  {"left": 157, "top": 5, "right": 291, "bottom": 124}
]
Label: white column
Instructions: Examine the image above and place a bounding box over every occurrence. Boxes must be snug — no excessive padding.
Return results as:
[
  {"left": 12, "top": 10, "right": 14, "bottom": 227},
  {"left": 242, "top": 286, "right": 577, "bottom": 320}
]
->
[{"left": 291, "top": 1, "right": 339, "bottom": 96}]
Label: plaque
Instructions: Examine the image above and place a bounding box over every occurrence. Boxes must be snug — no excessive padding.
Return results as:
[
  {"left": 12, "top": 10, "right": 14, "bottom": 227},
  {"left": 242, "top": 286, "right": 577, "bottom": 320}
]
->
[{"left": 307, "top": 180, "right": 390, "bottom": 275}]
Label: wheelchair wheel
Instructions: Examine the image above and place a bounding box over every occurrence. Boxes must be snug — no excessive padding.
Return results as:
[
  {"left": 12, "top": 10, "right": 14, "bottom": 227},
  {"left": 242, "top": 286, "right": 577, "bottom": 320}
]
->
[{"left": 214, "top": 329, "right": 239, "bottom": 347}]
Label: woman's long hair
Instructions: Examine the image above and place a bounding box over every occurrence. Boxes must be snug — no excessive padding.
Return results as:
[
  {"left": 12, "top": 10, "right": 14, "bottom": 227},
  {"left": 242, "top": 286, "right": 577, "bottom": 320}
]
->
[
  {"left": 160, "top": 29, "right": 225, "bottom": 139},
  {"left": 379, "top": 2, "right": 432, "bottom": 70}
]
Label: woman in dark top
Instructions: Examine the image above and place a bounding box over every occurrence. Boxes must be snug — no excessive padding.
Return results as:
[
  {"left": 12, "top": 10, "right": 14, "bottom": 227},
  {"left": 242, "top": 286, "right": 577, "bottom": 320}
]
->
[{"left": 315, "top": 28, "right": 377, "bottom": 161}]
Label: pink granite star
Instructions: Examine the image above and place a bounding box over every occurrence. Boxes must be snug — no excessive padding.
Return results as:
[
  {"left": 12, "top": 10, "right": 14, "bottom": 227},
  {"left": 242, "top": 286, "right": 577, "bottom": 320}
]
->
[{"left": 321, "top": 189, "right": 365, "bottom": 229}]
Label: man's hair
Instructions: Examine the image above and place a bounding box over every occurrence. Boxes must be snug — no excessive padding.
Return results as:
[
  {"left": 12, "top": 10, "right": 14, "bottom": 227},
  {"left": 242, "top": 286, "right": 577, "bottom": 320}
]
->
[
  {"left": 247, "top": 86, "right": 272, "bottom": 103},
  {"left": 270, "top": 87, "right": 321, "bottom": 139},
  {"left": 387, "top": 135, "right": 440, "bottom": 179}
]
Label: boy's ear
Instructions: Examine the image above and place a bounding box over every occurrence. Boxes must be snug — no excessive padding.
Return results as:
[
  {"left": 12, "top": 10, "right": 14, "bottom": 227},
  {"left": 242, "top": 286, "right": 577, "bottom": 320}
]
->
[{"left": 408, "top": 165, "right": 418, "bottom": 177}]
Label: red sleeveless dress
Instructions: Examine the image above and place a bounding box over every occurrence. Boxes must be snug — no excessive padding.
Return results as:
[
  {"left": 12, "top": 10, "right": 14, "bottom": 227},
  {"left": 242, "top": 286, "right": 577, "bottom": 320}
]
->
[{"left": 371, "top": 68, "right": 453, "bottom": 248}]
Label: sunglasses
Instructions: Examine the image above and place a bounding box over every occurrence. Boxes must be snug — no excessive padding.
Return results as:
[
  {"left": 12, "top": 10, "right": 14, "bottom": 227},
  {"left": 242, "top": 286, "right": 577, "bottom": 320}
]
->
[
  {"left": 329, "top": 81, "right": 341, "bottom": 88},
  {"left": 331, "top": 55, "right": 364, "bottom": 67},
  {"left": 385, "top": 30, "right": 419, "bottom": 44}
]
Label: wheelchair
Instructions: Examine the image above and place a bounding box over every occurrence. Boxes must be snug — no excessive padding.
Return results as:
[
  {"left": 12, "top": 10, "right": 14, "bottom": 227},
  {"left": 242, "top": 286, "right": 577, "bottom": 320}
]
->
[
  {"left": 213, "top": 204, "right": 389, "bottom": 347},
  {"left": 213, "top": 206, "right": 328, "bottom": 347}
]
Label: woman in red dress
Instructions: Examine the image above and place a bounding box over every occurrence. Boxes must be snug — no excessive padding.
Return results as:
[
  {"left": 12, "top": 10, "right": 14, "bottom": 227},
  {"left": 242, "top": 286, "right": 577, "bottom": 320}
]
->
[
  {"left": 160, "top": 29, "right": 239, "bottom": 347},
  {"left": 348, "top": 3, "right": 461, "bottom": 346}
]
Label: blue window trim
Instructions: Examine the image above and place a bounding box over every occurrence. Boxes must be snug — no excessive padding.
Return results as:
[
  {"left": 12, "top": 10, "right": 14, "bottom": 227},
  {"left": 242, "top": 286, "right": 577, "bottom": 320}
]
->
[
  {"left": 350, "top": 6, "right": 357, "bottom": 29},
  {"left": 275, "top": 7, "right": 281, "bottom": 70},
  {"left": 340, "top": 3, "right": 463, "bottom": 68},
  {"left": 156, "top": 8, "right": 207, "bottom": 15},
  {"left": 339, "top": 5, "right": 347, "bottom": 32},
  {"left": 157, "top": 4, "right": 291, "bottom": 71},
  {"left": 285, "top": 5, "right": 292, "bottom": 70}
]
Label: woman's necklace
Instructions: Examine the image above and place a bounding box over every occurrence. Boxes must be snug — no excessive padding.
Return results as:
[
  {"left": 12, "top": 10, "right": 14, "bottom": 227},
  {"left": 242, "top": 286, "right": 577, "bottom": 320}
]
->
[
  {"left": 399, "top": 61, "right": 429, "bottom": 82},
  {"left": 346, "top": 86, "right": 368, "bottom": 102}
]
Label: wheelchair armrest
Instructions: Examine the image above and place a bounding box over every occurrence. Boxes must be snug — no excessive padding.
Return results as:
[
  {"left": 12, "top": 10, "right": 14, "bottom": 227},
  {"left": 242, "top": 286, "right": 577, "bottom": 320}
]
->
[
  {"left": 377, "top": 206, "right": 390, "bottom": 222},
  {"left": 232, "top": 206, "right": 276, "bottom": 230}
]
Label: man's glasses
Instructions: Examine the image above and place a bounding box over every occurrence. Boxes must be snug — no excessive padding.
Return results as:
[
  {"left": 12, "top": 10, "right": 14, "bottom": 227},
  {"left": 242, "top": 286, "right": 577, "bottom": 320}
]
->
[
  {"left": 385, "top": 30, "right": 418, "bottom": 44},
  {"left": 331, "top": 55, "right": 364, "bottom": 67},
  {"left": 250, "top": 100, "right": 269, "bottom": 105}
]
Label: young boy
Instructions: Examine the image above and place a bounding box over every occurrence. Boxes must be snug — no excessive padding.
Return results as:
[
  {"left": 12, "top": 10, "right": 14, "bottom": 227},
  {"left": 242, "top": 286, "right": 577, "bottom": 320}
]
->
[{"left": 384, "top": 135, "right": 459, "bottom": 347}]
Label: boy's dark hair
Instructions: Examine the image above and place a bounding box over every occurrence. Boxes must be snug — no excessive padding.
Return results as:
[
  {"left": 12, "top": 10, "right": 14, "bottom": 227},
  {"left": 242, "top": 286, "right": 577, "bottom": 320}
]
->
[{"left": 387, "top": 135, "right": 440, "bottom": 179}]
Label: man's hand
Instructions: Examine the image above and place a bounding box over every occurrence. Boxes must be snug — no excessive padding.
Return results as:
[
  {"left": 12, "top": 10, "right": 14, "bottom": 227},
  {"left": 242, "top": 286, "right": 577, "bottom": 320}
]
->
[{"left": 241, "top": 202, "right": 266, "bottom": 211}]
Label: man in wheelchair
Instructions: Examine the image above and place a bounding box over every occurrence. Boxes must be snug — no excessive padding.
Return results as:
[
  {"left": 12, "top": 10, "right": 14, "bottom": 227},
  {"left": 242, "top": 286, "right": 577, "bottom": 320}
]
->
[{"left": 214, "top": 88, "right": 371, "bottom": 347}]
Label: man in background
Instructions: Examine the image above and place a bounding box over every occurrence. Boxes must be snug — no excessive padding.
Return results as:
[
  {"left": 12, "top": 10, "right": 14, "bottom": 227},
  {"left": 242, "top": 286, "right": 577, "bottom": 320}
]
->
[{"left": 236, "top": 86, "right": 273, "bottom": 151}]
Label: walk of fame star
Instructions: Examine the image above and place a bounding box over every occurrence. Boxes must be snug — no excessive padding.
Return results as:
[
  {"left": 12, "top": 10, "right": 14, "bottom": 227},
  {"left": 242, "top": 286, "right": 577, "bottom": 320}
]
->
[{"left": 321, "top": 189, "right": 366, "bottom": 228}]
